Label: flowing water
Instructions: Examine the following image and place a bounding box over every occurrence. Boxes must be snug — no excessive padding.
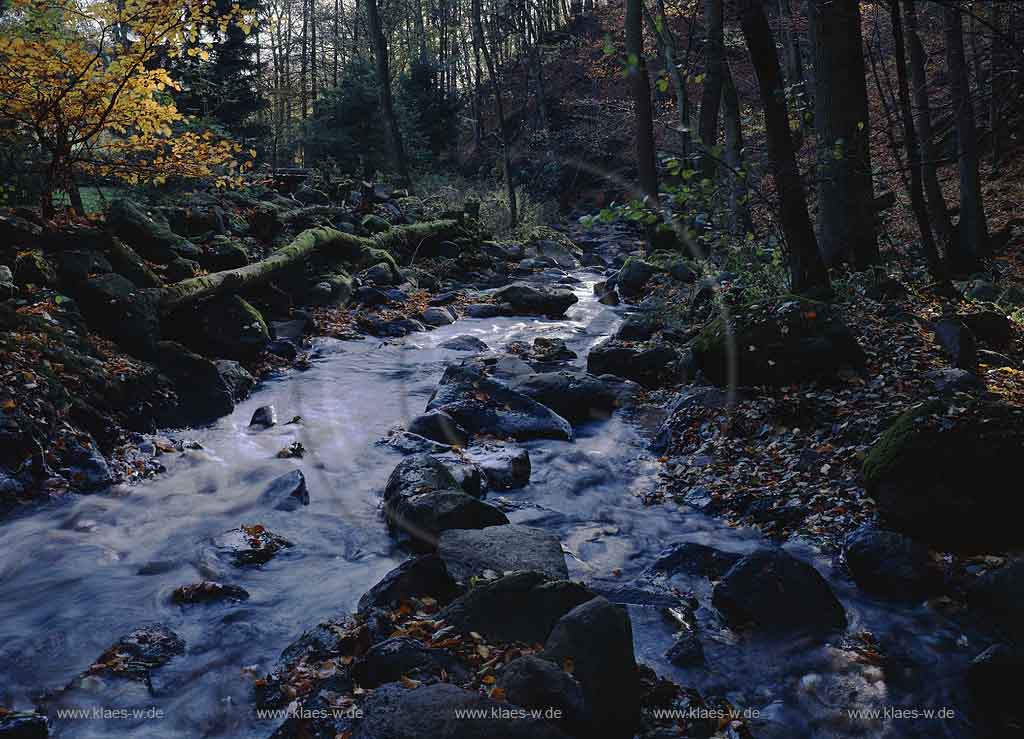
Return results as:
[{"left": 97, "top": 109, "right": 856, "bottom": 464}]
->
[{"left": 0, "top": 261, "right": 985, "bottom": 738}]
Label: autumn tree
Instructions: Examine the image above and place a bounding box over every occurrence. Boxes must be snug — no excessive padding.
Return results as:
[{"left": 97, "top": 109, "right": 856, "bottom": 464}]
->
[{"left": 0, "top": 0, "right": 251, "bottom": 218}]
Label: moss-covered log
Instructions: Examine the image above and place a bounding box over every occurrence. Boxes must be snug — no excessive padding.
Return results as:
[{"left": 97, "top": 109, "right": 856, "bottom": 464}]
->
[{"left": 157, "top": 219, "right": 459, "bottom": 316}]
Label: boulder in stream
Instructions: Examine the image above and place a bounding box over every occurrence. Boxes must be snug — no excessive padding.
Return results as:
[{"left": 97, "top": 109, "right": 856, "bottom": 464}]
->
[
  {"left": 497, "top": 655, "right": 589, "bottom": 733},
  {"left": 262, "top": 469, "right": 309, "bottom": 511},
  {"left": 438, "top": 525, "right": 568, "bottom": 582},
  {"left": 386, "top": 489, "right": 508, "bottom": 549},
  {"left": 712, "top": 548, "right": 847, "bottom": 634},
  {"left": 492, "top": 282, "right": 578, "bottom": 317},
  {"left": 357, "top": 554, "right": 460, "bottom": 613},
  {"left": 843, "top": 527, "right": 943, "bottom": 600},
  {"left": 586, "top": 340, "right": 679, "bottom": 389},
  {"left": 511, "top": 370, "right": 640, "bottom": 423},
  {"left": 407, "top": 409, "right": 469, "bottom": 448},
  {"left": 426, "top": 365, "right": 573, "bottom": 442}
]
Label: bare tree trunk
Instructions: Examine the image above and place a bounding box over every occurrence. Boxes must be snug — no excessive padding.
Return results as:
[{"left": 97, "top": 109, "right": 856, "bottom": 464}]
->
[
  {"left": 473, "top": 0, "right": 517, "bottom": 227},
  {"left": 644, "top": 0, "right": 691, "bottom": 159},
  {"left": 366, "top": 0, "right": 412, "bottom": 186},
  {"left": 721, "top": 63, "right": 751, "bottom": 237},
  {"left": 626, "top": 0, "right": 659, "bottom": 202},
  {"left": 809, "top": 0, "right": 878, "bottom": 269},
  {"left": 904, "top": 0, "right": 954, "bottom": 253},
  {"left": 944, "top": 2, "right": 989, "bottom": 269},
  {"left": 890, "top": 0, "right": 945, "bottom": 282},
  {"left": 301, "top": 0, "right": 309, "bottom": 120},
  {"left": 698, "top": 0, "right": 724, "bottom": 177},
  {"left": 739, "top": 0, "right": 829, "bottom": 294}
]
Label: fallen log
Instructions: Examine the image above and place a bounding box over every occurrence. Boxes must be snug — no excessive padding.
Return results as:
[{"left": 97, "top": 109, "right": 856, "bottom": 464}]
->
[{"left": 157, "top": 219, "right": 459, "bottom": 316}]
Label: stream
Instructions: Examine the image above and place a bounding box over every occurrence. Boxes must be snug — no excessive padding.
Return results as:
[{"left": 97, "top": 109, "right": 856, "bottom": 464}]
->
[{"left": 0, "top": 254, "right": 983, "bottom": 738}]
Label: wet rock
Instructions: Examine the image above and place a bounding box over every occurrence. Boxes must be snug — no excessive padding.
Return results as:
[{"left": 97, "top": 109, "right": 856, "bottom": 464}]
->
[
  {"left": 531, "top": 337, "right": 576, "bottom": 362},
  {"left": 351, "top": 637, "right": 459, "bottom": 688},
  {"left": 200, "top": 236, "right": 249, "bottom": 271},
  {"left": 934, "top": 318, "right": 977, "bottom": 370},
  {"left": 613, "top": 314, "right": 660, "bottom": 342},
  {"left": 407, "top": 410, "right": 469, "bottom": 448},
  {"left": 843, "top": 527, "right": 943, "bottom": 600},
  {"left": 616, "top": 257, "right": 657, "bottom": 297},
  {"left": 520, "top": 256, "right": 558, "bottom": 270},
  {"left": 200, "top": 295, "right": 270, "bottom": 357},
  {"left": 357, "top": 554, "right": 460, "bottom": 613},
  {"left": 0, "top": 469, "right": 26, "bottom": 515},
  {"left": 363, "top": 317, "right": 426, "bottom": 337},
  {"left": 463, "top": 443, "right": 531, "bottom": 490},
  {"left": 422, "top": 306, "right": 456, "bottom": 326},
  {"left": 968, "top": 560, "right": 1024, "bottom": 641},
  {"left": 440, "top": 571, "right": 594, "bottom": 643},
  {"left": 438, "top": 525, "right": 569, "bottom": 582},
  {"left": 384, "top": 454, "right": 460, "bottom": 503},
  {"left": 171, "top": 581, "right": 250, "bottom": 604},
  {"left": 432, "top": 454, "right": 483, "bottom": 497},
  {"left": 439, "top": 335, "right": 489, "bottom": 352},
  {"left": 598, "top": 289, "right": 620, "bottom": 306},
  {"left": 164, "top": 256, "right": 200, "bottom": 283},
  {"left": 107, "top": 199, "right": 195, "bottom": 263},
  {"left": 58, "top": 249, "right": 112, "bottom": 285},
  {"left": 0, "top": 712, "right": 48, "bottom": 738},
  {"left": 646, "top": 542, "right": 742, "bottom": 580},
  {"left": 66, "top": 439, "right": 114, "bottom": 492},
  {"left": 959, "top": 310, "right": 1012, "bottom": 349},
  {"left": 250, "top": 405, "right": 277, "bottom": 428},
  {"left": 926, "top": 367, "right": 984, "bottom": 395},
  {"left": 712, "top": 548, "right": 846, "bottom": 634},
  {"left": 381, "top": 430, "right": 453, "bottom": 455},
  {"left": 533, "top": 239, "right": 580, "bottom": 268},
  {"left": 212, "top": 525, "right": 293, "bottom": 566},
  {"left": 497, "top": 655, "right": 588, "bottom": 732},
  {"left": 665, "top": 631, "right": 705, "bottom": 667},
  {"left": 492, "top": 283, "right": 578, "bottom": 317},
  {"left": 212, "top": 361, "right": 255, "bottom": 403},
  {"left": 428, "top": 290, "right": 459, "bottom": 306},
  {"left": 580, "top": 252, "right": 607, "bottom": 268},
  {"left": 387, "top": 489, "right": 508, "bottom": 548},
  {"left": 427, "top": 365, "right": 573, "bottom": 441},
  {"left": 693, "top": 298, "right": 866, "bottom": 387},
  {"left": 362, "top": 262, "right": 398, "bottom": 286},
  {"left": 156, "top": 341, "right": 234, "bottom": 425},
  {"left": 543, "top": 596, "right": 640, "bottom": 739},
  {"left": 270, "top": 318, "right": 308, "bottom": 342},
  {"left": 351, "top": 682, "right": 569, "bottom": 739},
  {"left": 864, "top": 399, "right": 1024, "bottom": 550},
  {"left": 511, "top": 370, "right": 640, "bottom": 423},
  {"left": 587, "top": 340, "right": 678, "bottom": 389},
  {"left": 267, "top": 338, "right": 299, "bottom": 360},
  {"left": 76, "top": 273, "right": 161, "bottom": 357},
  {"left": 86, "top": 624, "right": 185, "bottom": 682},
  {"left": 262, "top": 469, "right": 309, "bottom": 511},
  {"left": 966, "top": 644, "right": 1024, "bottom": 732},
  {"left": 465, "top": 303, "right": 502, "bottom": 318}
]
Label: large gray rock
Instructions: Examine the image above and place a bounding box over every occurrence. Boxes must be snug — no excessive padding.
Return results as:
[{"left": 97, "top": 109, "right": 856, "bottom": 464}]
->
[
  {"left": 156, "top": 340, "right": 234, "bottom": 425},
  {"left": 387, "top": 489, "right": 508, "bottom": 549},
  {"left": 384, "top": 454, "right": 460, "bottom": 503},
  {"left": 493, "top": 283, "right": 578, "bottom": 317},
  {"left": 712, "top": 548, "right": 847, "bottom": 634},
  {"left": 438, "top": 525, "right": 568, "bottom": 582},
  {"left": 352, "top": 682, "right": 569, "bottom": 739},
  {"left": 76, "top": 273, "right": 161, "bottom": 357},
  {"left": 586, "top": 340, "right": 679, "bottom": 389},
  {"left": 262, "top": 470, "right": 309, "bottom": 511},
  {"left": 968, "top": 560, "right": 1024, "bottom": 642},
  {"left": 357, "top": 554, "right": 460, "bottom": 613},
  {"left": 440, "top": 571, "right": 594, "bottom": 643},
  {"left": 107, "top": 199, "right": 195, "bottom": 263},
  {"left": 843, "top": 527, "right": 943, "bottom": 600},
  {"left": 427, "top": 365, "right": 573, "bottom": 442},
  {"left": 511, "top": 371, "right": 640, "bottom": 423},
  {"left": 463, "top": 444, "right": 531, "bottom": 490},
  {"left": 497, "top": 655, "right": 588, "bottom": 733},
  {"left": 422, "top": 306, "right": 456, "bottom": 326},
  {"left": 615, "top": 257, "right": 657, "bottom": 297},
  {"left": 407, "top": 410, "right": 469, "bottom": 448},
  {"left": 543, "top": 597, "right": 640, "bottom": 739},
  {"left": 199, "top": 295, "right": 269, "bottom": 358}
]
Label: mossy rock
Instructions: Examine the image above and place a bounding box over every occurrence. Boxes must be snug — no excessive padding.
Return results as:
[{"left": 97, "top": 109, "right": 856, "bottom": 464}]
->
[
  {"left": 646, "top": 250, "right": 697, "bottom": 283},
  {"left": 107, "top": 199, "right": 193, "bottom": 264},
  {"left": 13, "top": 250, "right": 57, "bottom": 287},
  {"left": 692, "top": 297, "right": 865, "bottom": 387},
  {"left": 527, "top": 225, "right": 578, "bottom": 253},
  {"left": 361, "top": 214, "right": 391, "bottom": 234},
  {"left": 200, "top": 295, "right": 269, "bottom": 358},
  {"left": 864, "top": 399, "right": 1024, "bottom": 550},
  {"left": 616, "top": 256, "right": 658, "bottom": 297}
]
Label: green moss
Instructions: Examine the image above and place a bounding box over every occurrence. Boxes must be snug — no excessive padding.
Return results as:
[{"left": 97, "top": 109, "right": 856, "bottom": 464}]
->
[{"left": 862, "top": 401, "right": 943, "bottom": 488}]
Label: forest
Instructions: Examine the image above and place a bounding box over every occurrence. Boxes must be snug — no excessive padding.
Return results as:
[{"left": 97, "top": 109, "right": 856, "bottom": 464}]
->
[{"left": 0, "top": 0, "right": 1022, "bottom": 737}]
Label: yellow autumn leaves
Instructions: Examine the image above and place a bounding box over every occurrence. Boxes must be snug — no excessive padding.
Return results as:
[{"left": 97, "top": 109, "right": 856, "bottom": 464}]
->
[{"left": 0, "top": 0, "right": 255, "bottom": 200}]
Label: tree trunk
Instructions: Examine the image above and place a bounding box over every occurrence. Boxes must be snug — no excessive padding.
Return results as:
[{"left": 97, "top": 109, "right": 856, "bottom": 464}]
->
[
  {"left": 808, "top": 0, "right": 878, "bottom": 269},
  {"left": 739, "top": 0, "right": 829, "bottom": 294},
  {"left": 626, "top": 0, "right": 659, "bottom": 202},
  {"left": 943, "top": 2, "right": 989, "bottom": 269},
  {"left": 158, "top": 221, "right": 459, "bottom": 315},
  {"left": 904, "top": 0, "right": 954, "bottom": 253},
  {"left": 366, "top": 0, "right": 412, "bottom": 187},
  {"left": 698, "top": 0, "right": 724, "bottom": 177},
  {"left": 473, "top": 0, "right": 516, "bottom": 228},
  {"left": 890, "top": 0, "right": 945, "bottom": 282},
  {"left": 645, "top": 0, "right": 691, "bottom": 159},
  {"left": 721, "top": 62, "right": 751, "bottom": 237}
]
